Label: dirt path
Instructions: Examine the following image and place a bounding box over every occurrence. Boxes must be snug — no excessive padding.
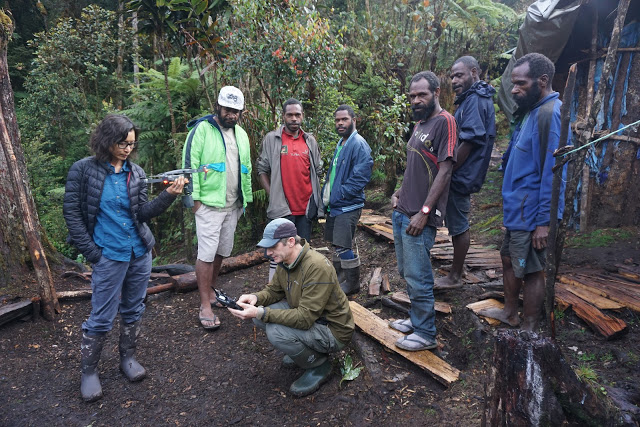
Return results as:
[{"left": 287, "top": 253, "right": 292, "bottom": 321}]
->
[{"left": 2, "top": 226, "right": 640, "bottom": 426}]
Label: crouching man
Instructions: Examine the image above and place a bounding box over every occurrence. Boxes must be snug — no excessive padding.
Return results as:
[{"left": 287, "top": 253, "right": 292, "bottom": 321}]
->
[{"left": 228, "top": 218, "right": 354, "bottom": 397}]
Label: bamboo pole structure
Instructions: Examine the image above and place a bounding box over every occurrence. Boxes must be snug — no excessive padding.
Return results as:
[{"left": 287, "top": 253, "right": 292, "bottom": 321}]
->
[{"left": 549, "top": 0, "right": 631, "bottom": 335}]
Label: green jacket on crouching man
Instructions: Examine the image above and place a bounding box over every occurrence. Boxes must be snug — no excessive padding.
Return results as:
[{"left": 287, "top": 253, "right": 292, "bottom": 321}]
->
[{"left": 253, "top": 240, "right": 354, "bottom": 346}]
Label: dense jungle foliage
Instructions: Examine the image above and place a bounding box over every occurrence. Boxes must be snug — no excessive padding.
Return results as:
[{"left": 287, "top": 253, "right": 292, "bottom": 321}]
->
[{"left": 3, "top": 0, "right": 526, "bottom": 263}]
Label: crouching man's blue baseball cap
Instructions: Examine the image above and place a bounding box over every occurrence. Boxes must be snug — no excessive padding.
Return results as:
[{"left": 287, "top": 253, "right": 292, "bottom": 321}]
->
[{"left": 257, "top": 218, "right": 298, "bottom": 248}]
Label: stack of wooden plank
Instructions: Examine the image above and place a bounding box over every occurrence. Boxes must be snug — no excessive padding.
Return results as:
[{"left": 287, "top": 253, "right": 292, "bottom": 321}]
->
[
  {"left": 552, "top": 266, "right": 640, "bottom": 339},
  {"left": 473, "top": 267, "right": 639, "bottom": 339},
  {"left": 430, "top": 242, "right": 502, "bottom": 270},
  {"left": 359, "top": 211, "right": 450, "bottom": 245},
  {"left": 359, "top": 209, "right": 502, "bottom": 281}
]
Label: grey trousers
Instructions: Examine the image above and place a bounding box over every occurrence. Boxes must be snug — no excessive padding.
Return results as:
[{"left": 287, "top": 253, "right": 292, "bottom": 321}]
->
[{"left": 252, "top": 301, "right": 345, "bottom": 356}]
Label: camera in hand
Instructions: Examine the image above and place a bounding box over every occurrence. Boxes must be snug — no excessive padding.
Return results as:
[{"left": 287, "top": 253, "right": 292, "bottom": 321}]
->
[{"left": 214, "top": 288, "right": 243, "bottom": 310}]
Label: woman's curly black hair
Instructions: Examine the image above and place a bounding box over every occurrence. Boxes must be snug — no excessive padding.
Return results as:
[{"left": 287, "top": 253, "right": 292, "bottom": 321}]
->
[{"left": 90, "top": 114, "right": 140, "bottom": 163}]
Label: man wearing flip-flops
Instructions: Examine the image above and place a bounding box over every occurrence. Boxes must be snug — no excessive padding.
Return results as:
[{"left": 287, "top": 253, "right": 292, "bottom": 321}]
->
[
  {"left": 228, "top": 218, "right": 354, "bottom": 397},
  {"left": 182, "top": 86, "right": 253, "bottom": 330},
  {"left": 389, "top": 71, "right": 458, "bottom": 351}
]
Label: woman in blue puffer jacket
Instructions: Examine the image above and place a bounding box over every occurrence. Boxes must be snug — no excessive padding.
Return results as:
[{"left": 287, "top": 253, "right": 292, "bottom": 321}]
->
[{"left": 63, "top": 114, "right": 185, "bottom": 402}]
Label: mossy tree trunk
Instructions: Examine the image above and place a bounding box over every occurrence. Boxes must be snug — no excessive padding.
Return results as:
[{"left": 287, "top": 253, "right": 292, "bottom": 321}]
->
[{"left": 0, "top": 12, "right": 59, "bottom": 319}]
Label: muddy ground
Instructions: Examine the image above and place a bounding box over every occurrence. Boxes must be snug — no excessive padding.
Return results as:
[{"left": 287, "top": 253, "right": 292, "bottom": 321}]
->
[{"left": 1, "top": 202, "right": 640, "bottom": 426}]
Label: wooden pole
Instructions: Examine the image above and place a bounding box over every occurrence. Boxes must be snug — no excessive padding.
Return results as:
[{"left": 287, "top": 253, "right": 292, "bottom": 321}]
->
[
  {"left": 0, "top": 13, "right": 60, "bottom": 320},
  {"left": 544, "top": 64, "right": 577, "bottom": 337},
  {"left": 579, "top": 6, "right": 599, "bottom": 232}
]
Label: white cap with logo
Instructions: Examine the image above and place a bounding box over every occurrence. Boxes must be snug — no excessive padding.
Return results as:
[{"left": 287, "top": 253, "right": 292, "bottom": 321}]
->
[{"left": 218, "top": 86, "right": 244, "bottom": 110}]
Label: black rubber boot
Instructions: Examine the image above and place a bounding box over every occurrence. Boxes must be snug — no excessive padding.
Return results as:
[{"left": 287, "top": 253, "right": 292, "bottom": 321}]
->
[
  {"left": 119, "top": 320, "right": 147, "bottom": 382},
  {"left": 282, "top": 354, "right": 297, "bottom": 368},
  {"left": 80, "top": 332, "right": 106, "bottom": 402},
  {"left": 288, "top": 347, "right": 332, "bottom": 397},
  {"left": 332, "top": 254, "right": 344, "bottom": 285},
  {"left": 340, "top": 256, "right": 361, "bottom": 295}
]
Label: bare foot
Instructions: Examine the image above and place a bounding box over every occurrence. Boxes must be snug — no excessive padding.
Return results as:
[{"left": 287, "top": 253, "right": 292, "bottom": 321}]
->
[
  {"left": 477, "top": 308, "right": 520, "bottom": 327},
  {"left": 521, "top": 316, "right": 540, "bottom": 332},
  {"left": 434, "top": 275, "right": 463, "bottom": 290}
]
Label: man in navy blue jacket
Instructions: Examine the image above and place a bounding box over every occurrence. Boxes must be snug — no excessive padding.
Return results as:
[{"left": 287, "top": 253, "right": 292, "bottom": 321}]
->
[
  {"left": 322, "top": 105, "right": 373, "bottom": 295},
  {"left": 436, "top": 56, "right": 496, "bottom": 290},
  {"left": 479, "top": 53, "right": 566, "bottom": 331}
]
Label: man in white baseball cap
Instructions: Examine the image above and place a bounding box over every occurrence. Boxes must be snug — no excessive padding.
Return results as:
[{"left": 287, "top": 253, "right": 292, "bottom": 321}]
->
[{"left": 182, "top": 86, "right": 253, "bottom": 330}]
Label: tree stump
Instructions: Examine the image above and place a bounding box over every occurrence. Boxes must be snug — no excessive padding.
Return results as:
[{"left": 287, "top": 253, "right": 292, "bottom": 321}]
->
[{"left": 488, "top": 329, "right": 613, "bottom": 426}]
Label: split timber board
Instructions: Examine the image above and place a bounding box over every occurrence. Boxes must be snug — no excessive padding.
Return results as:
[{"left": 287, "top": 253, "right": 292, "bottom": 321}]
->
[
  {"left": 559, "top": 274, "right": 640, "bottom": 313},
  {"left": 358, "top": 223, "right": 450, "bottom": 244},
  {"left": 557, "top": 282, "right": 624, "bottom": 310},
  {"left": 390, "top": 291, "right": 452, "bottom": 314},
  {"left": 0, "top": 300, "right": 32, "bottom": 327},
  {"left": 555, "top": 287, "right": 628, "bottom": 339},
  {"left": 350, "top": 301, "right": 460, "bottom": 386},
  {"left": 466, "top": 299, "right": 504, "bottom": 326}
]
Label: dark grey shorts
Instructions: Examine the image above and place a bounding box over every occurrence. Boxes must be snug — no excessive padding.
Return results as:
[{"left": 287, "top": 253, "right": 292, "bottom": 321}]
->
[
  {"left": 444, "top": 189, "right": 470, "bottom": 236},
  {"left": 324, "top": 209, "right": 361, "bottom": 249},
  {"left": 500, "top": 229, "right": 546, "bottom": 279}
]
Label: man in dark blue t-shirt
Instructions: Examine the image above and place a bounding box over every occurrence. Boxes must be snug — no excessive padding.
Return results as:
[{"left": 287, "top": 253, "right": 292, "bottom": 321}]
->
[{"left": 435, "top": 56, "right": 496, "bottom": 290}]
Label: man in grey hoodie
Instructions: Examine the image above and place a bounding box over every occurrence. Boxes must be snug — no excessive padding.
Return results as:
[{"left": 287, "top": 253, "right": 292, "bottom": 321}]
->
[{"left": 257, "top": 98, "right": 323, "bottom": 281}]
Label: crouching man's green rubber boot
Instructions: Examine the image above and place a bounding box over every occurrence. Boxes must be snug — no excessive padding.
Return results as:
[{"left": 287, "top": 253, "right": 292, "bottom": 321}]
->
[{"left": 288, "top": 347, "right": 333, "bottom": 397}]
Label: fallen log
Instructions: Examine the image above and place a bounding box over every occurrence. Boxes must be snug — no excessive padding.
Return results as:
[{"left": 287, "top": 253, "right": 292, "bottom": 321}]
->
[
  {"left": 56, "top": 289, "right": 93, "bottom": 301},
  {"left": 146, "top": 282, "right": 176, "bottom": 295},
  {"left": 219, "top": 249, "right": 267, "bottom": 274},
  {"left": 349, "top": 301, "right": 460, "bottom": 386},
  {"left": 489, "top": 329, "right": 613, "bottom": 425},
  {"left": 151, "top": 264, "right": 195, "bottom": 276},
  {"left": 0, "top": 299, "right": 32, "bottom": 327},
  {"left": 61, "top": 271, "right": 91, "bottom": 281},
  {"left": 173, "top": 249, "right": 267, "bottom": 292},
  {"left": 368, "top": 267, "right": 382, "bottom": 296}
]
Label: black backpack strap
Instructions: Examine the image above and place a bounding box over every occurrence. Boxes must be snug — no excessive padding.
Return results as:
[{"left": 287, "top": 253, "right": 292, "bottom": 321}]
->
[
  {"left": 536, "top": 99, "right": 555, "bottom": 176},
  {"left": 183, "top": 116, "right": 213, "bottom": 195}
]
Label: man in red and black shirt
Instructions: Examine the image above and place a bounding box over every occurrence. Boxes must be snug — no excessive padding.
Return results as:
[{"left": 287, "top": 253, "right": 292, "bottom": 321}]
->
[
  {"left": 257, "top": 98, "right": 324, "bottom": 281},
  {"left": 389, "top": 71, "right": 458, "bottom": 351}
]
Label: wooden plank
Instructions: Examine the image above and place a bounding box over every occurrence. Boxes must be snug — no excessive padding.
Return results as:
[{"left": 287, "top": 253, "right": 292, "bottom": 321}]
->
[
  {"left": 381, "top": 274, "right": 391, "bottom": 293},
  {"left": 559, "top": 275, "right": 640, "bottom": 312},
  {"left": 389, "top": 291, "right": 452, "bottom": 314},
  {"left": 359, "top": 223, "right": 394, "bottom": 242},
  {"left": 359, "top": 211, "right": 389, "bottom": 225},
  {"left": 555, "top": 287, "right": 627, "bottom": 339},
  {"left": 466, "top": 299, "right": 504, "bottom": 326},
  {"left": 368, "top": 267, "right": 382, "bottom": 296},
  {"left": 463, "top": 271, "right": 484, "bottom": 284},
  {"left": 557, "top": 282, "right": 623, "bottom": 310},
  {"left": 0, "top": 300, "right": 32, "bottom": 327},
  {"left": 349, "top": 301, "right": 460, "bottom": 386},
  {"left": 616, "top": 264, "right": 640, "bottom": 281}
]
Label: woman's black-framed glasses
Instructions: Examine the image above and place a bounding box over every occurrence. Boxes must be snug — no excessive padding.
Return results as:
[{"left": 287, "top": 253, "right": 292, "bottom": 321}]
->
[{"left": 116, "top": 141, "right": 138, "bottom": 149}]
